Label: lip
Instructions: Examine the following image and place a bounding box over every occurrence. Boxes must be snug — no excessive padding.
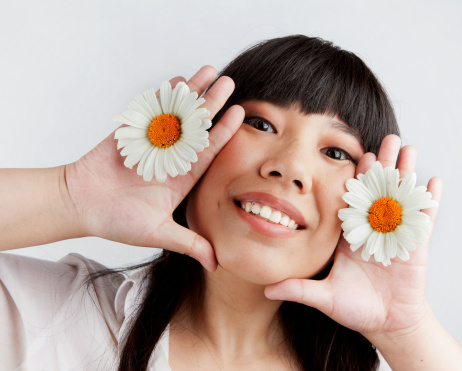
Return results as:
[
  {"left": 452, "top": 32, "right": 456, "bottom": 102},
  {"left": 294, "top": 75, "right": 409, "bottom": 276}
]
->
[{"left": 234, "top": 192, "right": 307, "bottom": 237}]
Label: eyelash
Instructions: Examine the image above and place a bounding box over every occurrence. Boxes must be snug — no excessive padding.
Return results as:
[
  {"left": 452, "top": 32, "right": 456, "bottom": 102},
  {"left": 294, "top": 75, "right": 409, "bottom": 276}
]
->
[
  {"left": 243, "top": 117, "right": 276, "bottom": 133},
  {"left": 243, "top": 117, "right": 356, "bottom": 165},
  {"left": 321, "top": 147, "right": 355, "bottom": 164}
]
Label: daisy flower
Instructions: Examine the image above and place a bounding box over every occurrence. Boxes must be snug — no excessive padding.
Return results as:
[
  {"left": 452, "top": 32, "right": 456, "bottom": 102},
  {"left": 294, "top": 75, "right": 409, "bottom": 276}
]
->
[
  {"left": 113, "top": 81, "right": 212, "bottom": 182},
  {"left": 338, "top": 162, "right": 437, "bottom": 266}
]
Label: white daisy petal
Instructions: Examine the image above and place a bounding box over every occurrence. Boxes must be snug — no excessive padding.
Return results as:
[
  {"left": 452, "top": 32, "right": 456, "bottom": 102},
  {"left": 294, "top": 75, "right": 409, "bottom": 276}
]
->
[
  {"left": 338, "top": 207, "right": 368, "bottom": 221},
  {"left": 342, "top": 193, "right": 373, "bottom": 211},
  {"left": 137, "top": 147, "right": 156, "bottom": 177},
  {"left": 175, "top": 141, "right": 199, "bottom": 163},
  {"left": 143, "top": 88, "right": 163, "bottom": 117},
  {"left": 401, "top": 190, "right": 437, "bottom": 211},
  {"left": 127, "top": 94, "right": 153, "bottom": 118},
  {"left": 373, "top": 232, "right": 387, "bottom": 263},
  {"left": 115, "top": 126, "right": 147, "bottom": 140},
  {"left": 401, "top": 210, "right": 431, "bottom": 226},
  {"left": 182, "top": 107, "right": 210, "bottom": 123},
  {"left": 345, "top": 223, "right": 373, "bottom": 245},
  {"left": 342, "top": 216, "right": 369, "bottom": 234},
  {"left": 159, "top": 81, "right": 172, "bottom": 114},
  {"left": 170, "top": 146, "right": 189, "bottom": 175},
  {"left": 368, "top": 162, "right": 386, "bottom": 199},
  {"left": 121, "top": 138, "right": 151, "bottom": 156},
  {"left": 117, "top": 138, "right": 132, "bottom": 150},
  {"left": 176, "top": 91, "right": 199, "bottom": 121},
  {"left": 385, "top": 167, "right": 399, "bottom": 199},
  {"left": 154, "top": 148, "right": 168, "bottom": 183},
  {"left": 345, "top": 178, "right": 375, "bottom": 203},
  {"left": 361, "top": 243, "right": 372, "bottom": 262},
  {"left": 143, "top": 147, "right": 159, "bottom": 182},
  {"left": 122, "top": 110, "right": 151, "bottom": 128},
  {"left": 368, "top": 231, "right": 383, "bottom": 256},
  {"left": 179, "top": 96, "right": 205, "bottom": 120},
  {"left": 170, "top": 82, "right": 188, "bottom": 115},
  {"left": 124, "top": 145, "right": 149, "bottom": 169},
  {"left": 349, "top": 241, "right": 364, "bottom": 252},
  {"left": 385, "top": 232, "right": 398, "bottom": 260},
  {"left": 397, "top": 172, "right": 416, "bottom": 200},
  {"left": 396, "top": 245, "right": 410, "bottom": 261},
  {"left": 180, "top": 119, "right": 205, "bottom": 132},
  {"left": 339, "top": 161, "right": 437, "bottom": 267},
  {"left": 201, "top": 119, "right": 212, "bottom": 130}
]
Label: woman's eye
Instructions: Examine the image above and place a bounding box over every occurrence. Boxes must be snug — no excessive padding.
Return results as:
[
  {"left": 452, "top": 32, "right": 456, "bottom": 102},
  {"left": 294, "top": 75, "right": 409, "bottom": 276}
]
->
[
  {"left": 243, "top": 117, "right": 276, "bottom": 133},
  {"left": 323, "top": 147, "right": 353, "bottom": 162}
]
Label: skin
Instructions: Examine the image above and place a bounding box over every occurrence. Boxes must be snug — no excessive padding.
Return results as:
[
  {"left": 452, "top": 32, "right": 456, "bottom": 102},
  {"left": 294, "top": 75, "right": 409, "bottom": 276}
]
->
[
  {"left": 187, "top": 101, "right": 364, "bottom": 284},
  {"left": 0, "top": 66, "right": 460, "bottom": 370}
]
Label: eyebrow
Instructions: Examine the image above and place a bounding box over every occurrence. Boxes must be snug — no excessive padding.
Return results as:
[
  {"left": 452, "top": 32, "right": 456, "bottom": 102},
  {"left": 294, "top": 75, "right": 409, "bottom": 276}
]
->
[{"left": 330, "top": 120, "right": 364, "bottom": 148}]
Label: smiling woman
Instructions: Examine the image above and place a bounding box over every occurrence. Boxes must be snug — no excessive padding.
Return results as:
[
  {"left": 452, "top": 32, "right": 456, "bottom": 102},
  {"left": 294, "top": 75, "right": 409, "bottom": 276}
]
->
[{"left": 1, "top": 35, "right": 461, "bottom": 371}]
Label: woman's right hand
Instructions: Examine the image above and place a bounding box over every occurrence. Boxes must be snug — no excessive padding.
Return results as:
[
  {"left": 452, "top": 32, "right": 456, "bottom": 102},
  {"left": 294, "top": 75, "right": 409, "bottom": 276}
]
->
[{"left": 64, "top": 66, "right": 244, "bottom": 271}]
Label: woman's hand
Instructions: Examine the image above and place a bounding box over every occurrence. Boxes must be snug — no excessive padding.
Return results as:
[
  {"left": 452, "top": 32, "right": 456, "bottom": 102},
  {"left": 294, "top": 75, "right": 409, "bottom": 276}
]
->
[
  {"left": 64, "top": 66, "right": 244, "bottom": 271},
  {"left": 265, "top": 135, "right": 462, "bottom": 369}
]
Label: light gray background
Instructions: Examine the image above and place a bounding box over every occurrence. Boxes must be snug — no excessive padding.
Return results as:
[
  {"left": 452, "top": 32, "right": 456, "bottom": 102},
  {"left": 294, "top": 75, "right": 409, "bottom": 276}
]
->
[{"left": 1, "top": 0, "right": 461, "bottom": 343}]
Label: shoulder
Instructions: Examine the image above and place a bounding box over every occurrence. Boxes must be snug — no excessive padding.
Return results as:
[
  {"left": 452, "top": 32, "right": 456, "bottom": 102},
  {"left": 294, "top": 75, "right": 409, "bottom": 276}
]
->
[
  {"left": 0, "top": 252, "right": 124, "bottom": 311},
  {"left": 0, "top": 252, "right": 127, "bottom": 370}
]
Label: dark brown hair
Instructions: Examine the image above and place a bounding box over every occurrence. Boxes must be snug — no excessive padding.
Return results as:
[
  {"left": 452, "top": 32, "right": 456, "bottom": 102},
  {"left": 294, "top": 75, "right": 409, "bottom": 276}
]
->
[{"left": 113, "top": 35, "right": 399, "bottom": 370}]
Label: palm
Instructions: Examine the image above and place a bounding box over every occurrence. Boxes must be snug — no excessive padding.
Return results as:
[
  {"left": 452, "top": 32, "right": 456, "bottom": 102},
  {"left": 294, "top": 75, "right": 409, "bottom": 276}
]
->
[
  {"left": 266, "top": 135, "right": 442, "bottom": 338},
  {"left": 64, "top": 67, "right": 244, "bottom": 271},
  {"left": 320, "top": 236, "right": 428, "bottom": 335}
]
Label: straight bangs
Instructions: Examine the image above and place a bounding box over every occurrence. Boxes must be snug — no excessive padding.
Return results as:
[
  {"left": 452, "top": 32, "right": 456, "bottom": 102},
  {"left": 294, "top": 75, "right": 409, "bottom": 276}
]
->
[{"left": 215, "top": 35, "right": 399, "bottom": 155}]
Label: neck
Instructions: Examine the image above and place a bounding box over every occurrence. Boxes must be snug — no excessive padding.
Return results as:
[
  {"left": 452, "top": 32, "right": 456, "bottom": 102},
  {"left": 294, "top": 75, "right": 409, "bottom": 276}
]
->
[{"left": 174, "top": 265, "right": 286, "bottom": 360}]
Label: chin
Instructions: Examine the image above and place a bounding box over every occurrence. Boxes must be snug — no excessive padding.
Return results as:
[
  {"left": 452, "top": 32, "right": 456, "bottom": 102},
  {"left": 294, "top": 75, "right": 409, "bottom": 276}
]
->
[{"left": 213, "top": 240, "right": 330, "bottom": 286}]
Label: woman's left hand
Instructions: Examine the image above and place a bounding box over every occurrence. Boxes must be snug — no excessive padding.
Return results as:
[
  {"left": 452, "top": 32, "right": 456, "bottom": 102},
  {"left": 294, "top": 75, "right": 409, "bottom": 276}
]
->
[{"left": 265, "top": 134, "right": 442, "bottom": 340}]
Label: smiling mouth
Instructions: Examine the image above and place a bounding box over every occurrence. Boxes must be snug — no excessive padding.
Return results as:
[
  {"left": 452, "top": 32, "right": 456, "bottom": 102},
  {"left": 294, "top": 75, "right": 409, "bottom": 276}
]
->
[{"left": 234, "top": 200, "right": 303, "bottom": 230}]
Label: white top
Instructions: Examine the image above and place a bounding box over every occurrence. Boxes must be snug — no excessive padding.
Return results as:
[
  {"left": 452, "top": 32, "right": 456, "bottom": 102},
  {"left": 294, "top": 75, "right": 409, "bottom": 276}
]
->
[
  {"left": 0, "top": 253, "right": 171, "bottom": 371},
  {"left": 0, "top": 253, "right": 390, "bottom": 371}
]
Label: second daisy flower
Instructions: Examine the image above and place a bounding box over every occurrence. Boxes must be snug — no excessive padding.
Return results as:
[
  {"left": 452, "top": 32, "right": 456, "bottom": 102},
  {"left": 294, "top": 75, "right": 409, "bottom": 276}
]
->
[{"left": 338, "top": 162, "right": 437, "bottom": 266}]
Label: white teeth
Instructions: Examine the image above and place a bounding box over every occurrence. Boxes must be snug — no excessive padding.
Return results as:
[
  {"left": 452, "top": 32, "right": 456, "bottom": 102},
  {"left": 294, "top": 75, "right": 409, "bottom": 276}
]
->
[
  {"left": 260, "top": 205, "right": 272, "bottom": 219},
  {"left": 269, "top": 210, "right": 282, "bottom": 224},
  {"left": 280, "top": 215, "right": 290, "bottom": 227},
  {"left": 241, "top": 201, "right": 299, "bottom": 230}
]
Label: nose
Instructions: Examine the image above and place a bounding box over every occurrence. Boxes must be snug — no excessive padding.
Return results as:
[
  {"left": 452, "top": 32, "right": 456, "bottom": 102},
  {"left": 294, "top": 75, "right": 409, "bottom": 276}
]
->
[{"left": 260, "top": 140, "right": 313, "bottom": 193}]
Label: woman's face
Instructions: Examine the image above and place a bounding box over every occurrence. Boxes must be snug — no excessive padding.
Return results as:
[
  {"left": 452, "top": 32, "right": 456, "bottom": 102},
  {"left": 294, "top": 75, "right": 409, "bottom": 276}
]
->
[{"left": 187, "top": 100, "right": 364, "bottom": 284}]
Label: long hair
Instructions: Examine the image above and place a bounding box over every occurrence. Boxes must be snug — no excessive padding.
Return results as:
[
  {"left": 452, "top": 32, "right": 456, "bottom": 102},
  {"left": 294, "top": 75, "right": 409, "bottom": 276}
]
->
[{"left": 113, "top": 35, "right": 399, "bottom": 370}]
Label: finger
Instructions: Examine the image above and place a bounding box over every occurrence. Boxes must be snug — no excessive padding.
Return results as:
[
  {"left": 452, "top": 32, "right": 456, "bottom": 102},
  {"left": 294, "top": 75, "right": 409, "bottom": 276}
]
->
[
  {"left": 188, "top": 105, "right": 244, "bottom": 181},
  {"left": 265, "top": 278, "right": 334, "bottom": 315},
  {"left": 186, "top": 65, "right": 218, "bottom": 96},
  {"left": 201, "top": 76, "right": 235, "bottom": 119},
  {"left": 397, "top": 145, "right": 418, "bottom": 179},
  {"left": 424, "top": 177, "right": 443, "bottom": 225},
  {"left": 377, "top": 134, "right": 401, "bottom": 168},
  {"left": 170, "top": 76, "right": 187, "bottom": 88},
  {"left": 153, "top": 219, "right": 218, "bottom": 272},
  {"left": 355, "top": 152, "right": 376, "bottom": 176},
  {"left": 155, "top": 76, "right": 187, "bottom": 97}
]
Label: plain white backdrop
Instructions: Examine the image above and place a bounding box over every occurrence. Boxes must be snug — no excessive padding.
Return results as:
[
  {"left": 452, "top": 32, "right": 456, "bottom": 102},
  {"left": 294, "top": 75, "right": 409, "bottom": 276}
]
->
[{"left": 1, "top": 0, "right": 461, "bottom": 344}]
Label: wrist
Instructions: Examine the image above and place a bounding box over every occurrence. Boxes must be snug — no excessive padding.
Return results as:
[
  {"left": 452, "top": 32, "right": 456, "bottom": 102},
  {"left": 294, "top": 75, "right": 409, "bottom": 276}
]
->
[
  {"left": 365, "top": 305, "right": 462, "bottom": 370},
  {"left": 56, "top": 164, "right": 89, "bottom": 239}
]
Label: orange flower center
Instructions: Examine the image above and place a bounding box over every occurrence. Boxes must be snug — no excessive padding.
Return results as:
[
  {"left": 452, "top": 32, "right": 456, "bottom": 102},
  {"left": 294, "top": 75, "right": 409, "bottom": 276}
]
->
[
  {"left": 368, "top": 197, "right": 402, "bottom": 233},
  {"left": 148, "top": 114, "right": 181, "bottom": 148}
]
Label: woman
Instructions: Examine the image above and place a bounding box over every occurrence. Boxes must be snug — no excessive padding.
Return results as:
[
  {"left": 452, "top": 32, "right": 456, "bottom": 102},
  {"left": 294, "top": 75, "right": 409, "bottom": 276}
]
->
[{"left": 0, "top": 35, "right": 460, "bottom": 370}]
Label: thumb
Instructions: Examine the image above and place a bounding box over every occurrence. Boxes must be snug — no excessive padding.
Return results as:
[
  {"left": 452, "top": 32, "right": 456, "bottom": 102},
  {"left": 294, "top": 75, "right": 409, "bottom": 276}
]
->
[
  {"left": 265, "top": 278, "right": 334, "bottom": 315},
  {"left": 153, "top": 219, "right": 217, "bottom": 272}
]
